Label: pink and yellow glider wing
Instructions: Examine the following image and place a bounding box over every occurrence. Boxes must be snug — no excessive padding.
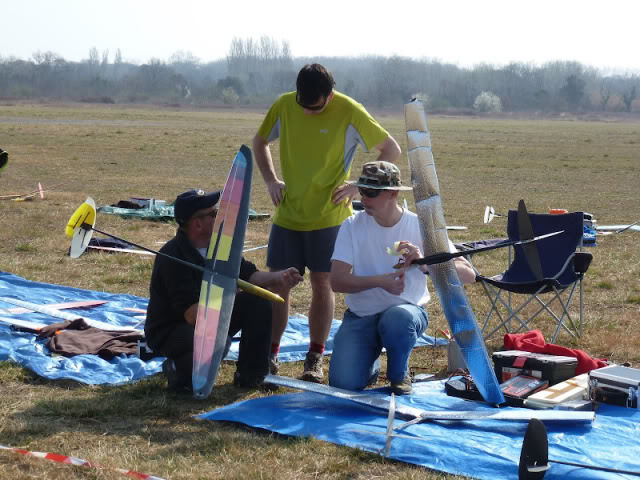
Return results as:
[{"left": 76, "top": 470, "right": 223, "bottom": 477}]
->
[{"left": 192, "top": 145, "right": 253, "bottom": 399}]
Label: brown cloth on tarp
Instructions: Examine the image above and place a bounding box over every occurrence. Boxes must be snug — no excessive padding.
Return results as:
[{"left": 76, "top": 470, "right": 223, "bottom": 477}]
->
[{"left": 38, "top": 319, "right": 145, "bottom": 360}]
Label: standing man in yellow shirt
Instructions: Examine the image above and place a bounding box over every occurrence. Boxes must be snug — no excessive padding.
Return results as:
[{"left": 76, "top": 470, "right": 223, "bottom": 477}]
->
[{"left": 253, "top": 63, "right": 401, "bottom": 383}]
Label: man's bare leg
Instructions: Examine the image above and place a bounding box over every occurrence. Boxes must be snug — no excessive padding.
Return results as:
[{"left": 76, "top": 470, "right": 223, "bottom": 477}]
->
[
  {"left": 308, "top": 271, "right": 334, "bottom": 346},
  {"left": 300, "top": 271, "right": 334, "bottom": 383}
]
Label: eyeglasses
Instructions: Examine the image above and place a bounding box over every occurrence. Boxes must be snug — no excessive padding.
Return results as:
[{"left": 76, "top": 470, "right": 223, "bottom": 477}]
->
[
  {"left": 358, "top": 187, "right": 382, "bottom": 198},
  {"left": 296, "top": 93, "right": 329, "bottom": 111}
]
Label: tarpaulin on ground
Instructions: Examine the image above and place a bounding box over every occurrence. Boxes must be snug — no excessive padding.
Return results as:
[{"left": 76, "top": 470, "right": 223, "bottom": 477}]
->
[
  {"left": 0, "top": 271, "right": 162, "bottom": 385},
  {"left": 0, "top": 272, "right": 445, "bottom": 384},
  {"left": 98, "top": 204, "right": 269, "bottom": 222},
  {"left": 225, "top": 314, "right": 447, "bottom": 363},
  {"left": 199, "top": 379, "right": 640, "bottom": 479}
]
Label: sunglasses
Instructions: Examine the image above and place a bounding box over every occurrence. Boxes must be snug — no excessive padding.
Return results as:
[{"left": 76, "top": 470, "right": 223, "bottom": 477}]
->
[
  {"left": 358, "top": 187, "right": 382, "bottom": 198},
  {"left": 296, "top": 93, "right": 329, "bottom": 111}
]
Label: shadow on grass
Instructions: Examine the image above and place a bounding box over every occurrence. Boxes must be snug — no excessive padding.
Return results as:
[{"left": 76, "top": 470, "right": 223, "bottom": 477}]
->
[{"left": 4, "top": 366, "right": 305, "bottom": 456}]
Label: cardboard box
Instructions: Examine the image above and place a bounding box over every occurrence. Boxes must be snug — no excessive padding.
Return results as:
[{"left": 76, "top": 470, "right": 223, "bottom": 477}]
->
[{"left": 524, "top": 374, "right": 588, "bottom": 409}]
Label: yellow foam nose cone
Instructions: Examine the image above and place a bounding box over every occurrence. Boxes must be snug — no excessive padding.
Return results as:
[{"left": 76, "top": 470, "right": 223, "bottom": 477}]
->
[{"left": 65, "top": 197, "right": 96, "bottom": 238}]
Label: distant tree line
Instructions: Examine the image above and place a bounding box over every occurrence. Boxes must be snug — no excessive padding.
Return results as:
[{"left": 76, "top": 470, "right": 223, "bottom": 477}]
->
[{"left": 0, "top": 38, "right": 638, "bottom": 113}]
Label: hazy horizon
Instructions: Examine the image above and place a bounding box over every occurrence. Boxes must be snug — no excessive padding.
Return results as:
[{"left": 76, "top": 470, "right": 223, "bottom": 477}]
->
[{"left": 4, "top": 0, "right": 640, "bottom": 74}]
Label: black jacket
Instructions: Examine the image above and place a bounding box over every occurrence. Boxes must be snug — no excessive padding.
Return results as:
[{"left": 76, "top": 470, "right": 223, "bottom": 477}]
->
[{"left": 144, "top": 229, "right": 258, "bottom": 349}]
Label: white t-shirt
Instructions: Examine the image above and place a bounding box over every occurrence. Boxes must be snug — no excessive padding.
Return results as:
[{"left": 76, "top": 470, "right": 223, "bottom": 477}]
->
[{"left": 331, "top": 209, "right": 455, "bottom": 317}]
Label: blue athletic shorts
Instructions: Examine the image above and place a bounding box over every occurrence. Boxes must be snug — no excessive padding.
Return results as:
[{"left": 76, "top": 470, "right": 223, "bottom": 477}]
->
[{"left": 266, "top": 224, "right": 341, "bottom": 275}]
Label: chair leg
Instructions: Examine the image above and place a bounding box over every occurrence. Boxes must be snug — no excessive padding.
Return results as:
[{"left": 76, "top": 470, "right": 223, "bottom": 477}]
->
[
  {"left": 529, "top": 285, "right": 580, "bottom": 342},
  {"left": 479, "top": 282, "right": 506, "bottom": 334},
  {"left": 480, "top": 277, "right": 585, "bottom": 343},
  {"left": 480, "top": 282, "right": 517, "bottom": 340},
  {"left": 550, "top": 285, "right": 581, "bottom": 343},
  {"left": 482, "top": 286, "right": 543, "bottom": 340},
  {"left": 534, "top": 295, "right": 575, "bottom": 342},
  {"left": 579, "top": 275, "right": 584, "bottom": 337}
]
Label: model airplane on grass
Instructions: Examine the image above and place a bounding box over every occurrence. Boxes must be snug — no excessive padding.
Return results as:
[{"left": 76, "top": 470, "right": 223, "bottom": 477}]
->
[
  {"left": 1, "top": 182, "right": 44, "bottom": 201},
  {"left": 0, "top": 182, "right": 65, "bottom": 201},
  {"left": 0, "top": 300, "right": 108, "bottom": 333},
  {"left": 484, "top": 205, "right": 505, "bottom": 224},
  {"left": 0, "top": 297, "right": 141, "bottom": 333},
  {"left": 485, "top": 205, "right": 639, "bottom": 236},
  {"left": 595, "top": 221, "right": 640, "bottom": 235}
]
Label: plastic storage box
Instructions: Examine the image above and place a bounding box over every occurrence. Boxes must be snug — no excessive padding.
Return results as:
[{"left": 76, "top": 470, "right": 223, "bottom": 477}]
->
[{"left": 492, "top": 350, "right": 577, "bottom": 386}]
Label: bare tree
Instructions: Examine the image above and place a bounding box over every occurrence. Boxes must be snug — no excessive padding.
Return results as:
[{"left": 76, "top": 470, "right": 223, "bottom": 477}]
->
[
  {"left": 598, "top": 77, "right": 613, "bottom": 111},
  {"left": 622, "top": 85, "right": 637, "bottom": 112}
]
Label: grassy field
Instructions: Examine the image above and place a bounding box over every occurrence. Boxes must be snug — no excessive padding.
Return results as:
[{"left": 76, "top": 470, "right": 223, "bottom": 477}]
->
[{"left": 0, "top": 102, "right": 639, "bottom": 479}]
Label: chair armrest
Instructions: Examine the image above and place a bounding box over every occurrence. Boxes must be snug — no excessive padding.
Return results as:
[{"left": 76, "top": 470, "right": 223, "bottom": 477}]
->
[{"left": 573, "top": 252, "right": 593, "bottom": 274}]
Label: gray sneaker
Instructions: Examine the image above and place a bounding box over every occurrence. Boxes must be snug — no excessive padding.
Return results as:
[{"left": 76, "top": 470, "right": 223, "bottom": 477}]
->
[
  {"left": 300, "top": 351, "right": 324, "bottom": 383},
  {"left": 390, "top": 375, "right": 413, "bottom": 395},
  {"left": 268, "top": 353, "right": 280, "bottom": 375}
]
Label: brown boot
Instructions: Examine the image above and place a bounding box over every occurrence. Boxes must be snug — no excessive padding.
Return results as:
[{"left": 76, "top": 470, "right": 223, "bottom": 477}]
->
[
  {"left": 300, "top": 351, "right": 324, "bottom": 383},
  {"left": 390, "top": 375, "right": 413, "bottom": 395}
]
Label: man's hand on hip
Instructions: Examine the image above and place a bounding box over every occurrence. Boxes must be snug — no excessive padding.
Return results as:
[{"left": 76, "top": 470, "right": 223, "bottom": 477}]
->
[
  {"left": 268, "top": 180, "right": 286, "bottom": 206},
  {"left": 332, "top": 183, "right": 358, "bottom": 206}
]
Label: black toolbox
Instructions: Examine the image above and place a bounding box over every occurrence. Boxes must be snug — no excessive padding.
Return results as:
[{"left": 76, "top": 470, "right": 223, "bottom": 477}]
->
[
  {"left": 589, "top": 365, "right": 640, "bottom": 409},
  {"left": 492, "top": 350, "right": 578, "bottom": 386}
]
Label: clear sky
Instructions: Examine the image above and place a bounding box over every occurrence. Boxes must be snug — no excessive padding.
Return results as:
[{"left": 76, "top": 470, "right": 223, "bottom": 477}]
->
[{"left": 3, "top": 0, "right": 639, "bottom": 73}]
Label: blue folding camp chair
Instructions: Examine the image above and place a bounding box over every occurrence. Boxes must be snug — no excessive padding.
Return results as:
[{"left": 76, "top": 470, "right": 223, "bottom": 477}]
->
[{"left": 476, "top": 210, "right": 592, "bottom": 343}]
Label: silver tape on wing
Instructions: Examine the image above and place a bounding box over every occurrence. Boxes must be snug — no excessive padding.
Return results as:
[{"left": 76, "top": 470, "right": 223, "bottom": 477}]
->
[{"left": 404, "top": 100, "right": 505, "bottom": 405}]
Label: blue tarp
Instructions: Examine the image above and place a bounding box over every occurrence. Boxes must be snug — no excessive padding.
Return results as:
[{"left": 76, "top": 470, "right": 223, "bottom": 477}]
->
[
  {"left": 199, "top": 380, "right": 640, "bottom": 479},
  {"left": 226, "top": 313, "right": 446, "bottom": 362},
  {"left": 0, "top": 271, "right": 446, "bottom": 385},
  {"left": 0, "top": 271, "right": 162, "bottom": 384}
]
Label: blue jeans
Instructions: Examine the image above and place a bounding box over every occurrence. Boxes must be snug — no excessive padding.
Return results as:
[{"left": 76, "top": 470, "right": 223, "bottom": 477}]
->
[{"left": 329, "top": 304, "right": 428, "bottom": 390}]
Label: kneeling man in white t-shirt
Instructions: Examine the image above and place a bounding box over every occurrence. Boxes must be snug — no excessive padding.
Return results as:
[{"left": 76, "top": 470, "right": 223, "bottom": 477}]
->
[{"left": 329, "top": 161, "right": 476, "bottom": 395}]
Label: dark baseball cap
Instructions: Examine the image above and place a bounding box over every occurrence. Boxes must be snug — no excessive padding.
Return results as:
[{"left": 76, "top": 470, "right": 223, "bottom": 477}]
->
[{"left": 174, "top": 189, "right": 221, "bottom": 225}]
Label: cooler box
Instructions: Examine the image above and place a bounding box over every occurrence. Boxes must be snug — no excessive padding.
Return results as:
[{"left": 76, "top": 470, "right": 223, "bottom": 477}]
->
[
  {"left": 492, "top": 350, "right": 578, "bottom": 386},
  {"left": 589, "top": 365, "right": 640, "bottom": 409}
]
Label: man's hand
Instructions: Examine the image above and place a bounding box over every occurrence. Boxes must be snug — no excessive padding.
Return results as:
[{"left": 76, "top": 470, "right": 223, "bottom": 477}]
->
[
  {"left": 184, "top": 304, "right": 198, "bottom": 326},
  {"left": 396, "top": 241, "right": 422, "bottom": 266},
  {"left": 267, "top": 180, "right": 286, "bottom": 207},
  {"left": 273, "top": 267, "right": 304, "bottom": 292},
  {"left": 332, "top": 183, "right": 358, "bottom": 206},
  {"left": 395, "top": 240, "right": 429, "bottom": 273},
  {"left": 249, "top": 267, "right": 304, "bottom": 295},
  {"left": 379, "top": 270, "right": 405, "bottom": 295}
]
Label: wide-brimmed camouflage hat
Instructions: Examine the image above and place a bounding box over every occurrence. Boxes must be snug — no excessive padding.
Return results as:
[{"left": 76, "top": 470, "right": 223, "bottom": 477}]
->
[{"left": 348, "top": 161, "right": 412, "bottom": 191}]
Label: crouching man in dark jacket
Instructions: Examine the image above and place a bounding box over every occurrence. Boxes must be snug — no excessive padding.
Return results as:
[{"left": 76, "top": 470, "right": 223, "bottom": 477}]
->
[{"left": 145, "top": 189, "right": 302, "bottom": 392}]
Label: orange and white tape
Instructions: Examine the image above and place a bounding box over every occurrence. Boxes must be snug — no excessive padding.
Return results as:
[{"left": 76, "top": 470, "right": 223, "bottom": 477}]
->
[{"left": 0, "top": 444, "right": 166, "bottom": 480}]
